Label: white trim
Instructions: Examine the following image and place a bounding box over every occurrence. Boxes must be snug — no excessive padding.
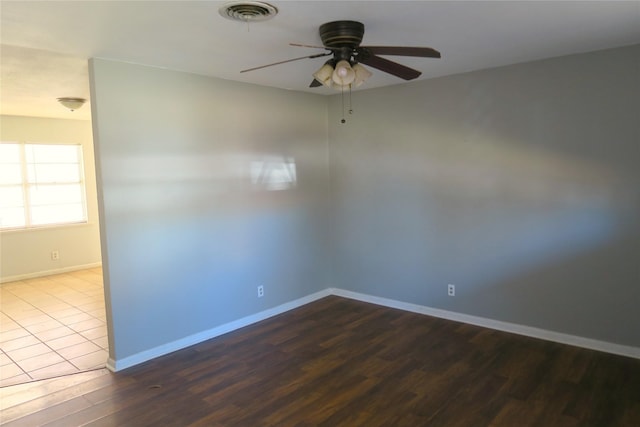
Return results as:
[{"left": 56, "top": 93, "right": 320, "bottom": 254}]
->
[
  {"left": 107, "top": 289, "right": 332, "bottom": 372},
  {"left": 106, "top": 357, "right": 117, "bottom": 373},
  {"left": 0, "top": 262, "right": 103, "bottom": 284},
  {"left": 107, "top": 286, "right": 640, "bottom": 372},
  {"left": 329, "top": 288, "right": 640, "bottom": 360},
  {"left": 0, "top": 220, "right": 96, "bottom": 235}
]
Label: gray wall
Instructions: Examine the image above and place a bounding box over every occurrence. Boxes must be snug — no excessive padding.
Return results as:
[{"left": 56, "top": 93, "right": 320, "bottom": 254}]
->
[
  {"left": 329, "top": 45, "right": 640, "bottom": 347},
  {"left": 90, "top": 59, "right": 330, "bottom": 361},
  {"left": 90, "top": 45, "right": 639, "bottom": 365}
]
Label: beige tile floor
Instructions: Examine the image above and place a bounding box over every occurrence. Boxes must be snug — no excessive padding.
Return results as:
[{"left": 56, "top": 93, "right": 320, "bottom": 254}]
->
[{"left": 0, "top": 267, "right": 108, "bottom": 387}]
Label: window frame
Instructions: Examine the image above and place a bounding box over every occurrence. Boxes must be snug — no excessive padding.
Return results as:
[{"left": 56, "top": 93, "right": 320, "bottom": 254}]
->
[{"left": 0, "top": 141, "right": 89, "bottom": 231}]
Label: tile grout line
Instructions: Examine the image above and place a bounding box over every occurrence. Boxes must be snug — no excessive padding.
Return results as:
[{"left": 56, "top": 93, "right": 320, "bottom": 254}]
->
[
  {"left": 0, "top": 269, "right": 108, "bottom": 386},
  {"left": 0, "top": 347, "right": 33, "bottom": 383}
]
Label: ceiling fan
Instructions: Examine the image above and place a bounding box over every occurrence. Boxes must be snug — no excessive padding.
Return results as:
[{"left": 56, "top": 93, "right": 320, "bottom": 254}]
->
[{"left": 241, "top": 20, "right": 441, "bottom": 89}]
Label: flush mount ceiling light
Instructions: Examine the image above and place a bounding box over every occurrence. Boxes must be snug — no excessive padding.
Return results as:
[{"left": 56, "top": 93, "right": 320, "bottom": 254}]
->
[
  {"left": 57, "top": 97, "right": 86, "bottom": 112},
  {"left": 219, "top": 1, "right": 278, "bottom": 22}
]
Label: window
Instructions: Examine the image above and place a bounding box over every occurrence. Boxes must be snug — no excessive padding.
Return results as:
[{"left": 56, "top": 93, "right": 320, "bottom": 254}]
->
[{"left": 0, "top": 142, "right": 87, "bottom": 230}]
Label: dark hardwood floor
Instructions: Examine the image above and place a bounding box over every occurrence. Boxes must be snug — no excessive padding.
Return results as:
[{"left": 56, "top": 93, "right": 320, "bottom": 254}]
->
[{"left": 1, "top": 296, "right": 639, "bottom": 426}]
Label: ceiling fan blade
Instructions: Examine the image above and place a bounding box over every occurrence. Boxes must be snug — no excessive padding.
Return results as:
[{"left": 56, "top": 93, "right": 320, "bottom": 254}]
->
[
  {"left": 361, "top": 46, "right": 441, "bottom": 58},
  {"left": 309, "top": 79, "right": 323, "bottom": 88},
  {"left": 358, "top": 53, "right": 422, "bottom": 80},
  {"left": 240, "top": 52, "right": 331, "bottom": 73},
  {"left": 290, "top": 43, "right": 330, "bottom": 50}
]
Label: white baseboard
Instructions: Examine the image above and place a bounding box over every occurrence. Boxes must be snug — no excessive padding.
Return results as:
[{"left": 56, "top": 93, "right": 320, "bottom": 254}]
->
[
  {"left": 107, "top": 288, "right": 332, "bottom": 372},
  {"left": 329, "top": 288, "right": 640, "bottom": 360},
  {"left": 107, "top": 286, "right": 639, "bottom": 372},
  {"left": 0, "top": 262, "right": 103, "bottom": 284}
]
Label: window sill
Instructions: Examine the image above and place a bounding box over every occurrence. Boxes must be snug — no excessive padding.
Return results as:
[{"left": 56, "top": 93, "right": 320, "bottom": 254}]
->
[{"left": 0, "top": 221, "right": 97, "bottom": 234}]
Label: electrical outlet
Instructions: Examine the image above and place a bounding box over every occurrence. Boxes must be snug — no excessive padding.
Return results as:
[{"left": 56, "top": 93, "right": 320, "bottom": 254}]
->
[
  {"left": 51, "top": 250, "right": 60, "bottom": 261},
  {"left": 448, "top": 284, "right": 455, "bottom": 297},
  {"left": 257, "top": 285, "right": 264, "bottom": 298}
]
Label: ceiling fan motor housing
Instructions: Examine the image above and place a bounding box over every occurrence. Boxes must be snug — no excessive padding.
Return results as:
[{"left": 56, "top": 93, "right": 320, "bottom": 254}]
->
[{"left": 319, "top": 21, "right": 365, "bottom": 49}]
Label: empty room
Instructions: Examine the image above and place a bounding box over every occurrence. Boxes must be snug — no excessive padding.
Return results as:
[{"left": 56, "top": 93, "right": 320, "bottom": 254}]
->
[{"left": 1, "top": 1, "right": 639, "bottom": 426}]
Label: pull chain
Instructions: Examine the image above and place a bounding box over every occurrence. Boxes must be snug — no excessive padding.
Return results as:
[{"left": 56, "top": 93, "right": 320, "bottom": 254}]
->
[
  {"left": 341, "top": 85, "right": 346, "bottom": 123},
  {"left": 349, "top": 85, "right": 353, "bottom": 115}
]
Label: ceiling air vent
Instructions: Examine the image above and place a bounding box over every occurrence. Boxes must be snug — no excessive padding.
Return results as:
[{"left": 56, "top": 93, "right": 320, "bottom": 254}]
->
[{"left": 219, "top": 1, "right": 278, "bottom": 22}]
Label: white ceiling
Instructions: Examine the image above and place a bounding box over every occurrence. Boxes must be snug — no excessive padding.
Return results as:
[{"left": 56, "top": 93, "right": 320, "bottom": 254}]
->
[{"left": 1, "top": 1, "right": 639, "bottom": 121}]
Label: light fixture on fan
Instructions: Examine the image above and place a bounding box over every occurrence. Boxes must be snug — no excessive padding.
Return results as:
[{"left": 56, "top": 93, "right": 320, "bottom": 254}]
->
[
  {"left": 352, "top": 63, "right": 372, "bottom": 87},
  {"left": 312, "top": 61, "right": 371, "bottom": 89},
  {"left": 312, "top": 60, "right": 335, "bottom": 87},
  {"left": 312, "top": 60, "right": 372, "bottom": 124},
  {"left": 57, "top": 97, "right": 86, "bottom": 112},
  {"left": 332, "top": 60, "right": 355, "bottom": 86}
]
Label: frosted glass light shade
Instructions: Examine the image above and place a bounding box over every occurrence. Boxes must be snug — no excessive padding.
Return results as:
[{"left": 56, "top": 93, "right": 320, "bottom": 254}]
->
[
  {"left": 332, "top": 60, "right": 355, "bottom": 86},
  {"left": 313, "top": 63, "right": 335, "bottom": 88},
  {"left": 352, "top": 63, "right": 372, "bottom": 87}
]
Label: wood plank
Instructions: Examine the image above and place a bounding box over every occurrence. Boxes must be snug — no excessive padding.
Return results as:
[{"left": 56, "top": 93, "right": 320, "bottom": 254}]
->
[
  {"left": 0, "top": 369, "right": 112, "bottom": 423},
  {"left": 1, "top": 296, "right": 638, "bottom": 426},
  {"left": 0, "top": 368, "right": 107, "bottom": 410}
]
